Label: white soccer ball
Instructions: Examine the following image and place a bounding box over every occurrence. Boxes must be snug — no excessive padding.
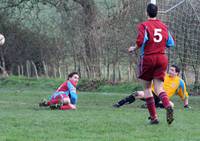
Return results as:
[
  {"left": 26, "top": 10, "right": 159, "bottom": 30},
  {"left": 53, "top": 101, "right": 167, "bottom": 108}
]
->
[
  {"left": 169, "top": 101, "right": 174, "bottom": 108},
  {"left": 0, "top": 34, "right": 5, "bottom": 46}
]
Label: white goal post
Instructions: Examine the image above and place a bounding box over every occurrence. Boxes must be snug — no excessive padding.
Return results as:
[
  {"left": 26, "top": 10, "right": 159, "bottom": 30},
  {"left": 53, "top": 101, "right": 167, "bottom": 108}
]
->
[{"left": 151, "top": 0, "right": 156, "bottom": 5}]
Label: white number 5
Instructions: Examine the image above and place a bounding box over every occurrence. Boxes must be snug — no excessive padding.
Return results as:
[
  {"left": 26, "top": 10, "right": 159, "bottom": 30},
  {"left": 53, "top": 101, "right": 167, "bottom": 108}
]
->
[{"left": 154, "top": 28, "right": 162, "bottom": 43}]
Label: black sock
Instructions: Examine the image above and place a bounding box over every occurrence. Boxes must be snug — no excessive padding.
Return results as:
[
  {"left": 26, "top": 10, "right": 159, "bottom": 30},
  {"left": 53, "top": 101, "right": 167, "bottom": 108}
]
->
[
  {"left": 117, "top": 94, "right": 135, "bottom": 106},
  {"left": 127, "top": 95, "right": 135, "bottom": 104},
  {"left": 140, "top": 98, "right": 146, "bottom": 101}
]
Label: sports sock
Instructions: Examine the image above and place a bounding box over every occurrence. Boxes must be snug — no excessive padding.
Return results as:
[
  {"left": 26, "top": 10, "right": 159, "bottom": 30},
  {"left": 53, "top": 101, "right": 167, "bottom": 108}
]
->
[
  {"left": 117, "top": 94, "right": 135, "bottom": 106},
  {"left": 140, "top": 98, "right": 146, "bottom": 101},
  {"left": 49, "top": 99, "right": 59, "bottom": 105},
  {"left": 146, "top": 97, "right": 157, "bottom": 120},
  {"left": 47, "top": 101, "right": 51, "bottom": 106},
  {"left": 158, "top": 92, "right": 171, "bottom": 108},
  {"left": 60, "top": 104, "right": 76, "bottom": 110}
]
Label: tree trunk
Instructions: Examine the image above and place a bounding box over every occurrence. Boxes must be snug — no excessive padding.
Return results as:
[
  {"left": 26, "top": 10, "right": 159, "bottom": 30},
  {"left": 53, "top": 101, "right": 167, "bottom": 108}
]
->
[
  {"left": 0, "top": 50, "right": 8, "bottom": 77},
  {"left": 42, "top": 61, "right": 49, "bottom": 78},
  {"left": 71, "top": 41, "right": 77, "bottom": 71},
  {"left": 21, "top": 65, "right": 24, "bottom": 76},
  {"left": 118, "top": 62, "right": 121, "bottom": 81},
  {"left": 58, "top": 66, "right": 62, "bottom": 78},
  {"left": 73, "top": 0, "right": 100, "bottom": 78},
  {"left": 112, "top": 63, "right": 116, "bottom": 83},
  {"left": 193, "top": 65, "right": 199, "bottom": 92},
  {"left": 18, "top": 65, "right": 21, "bottom": 76},
  {"left": 31, "top": 61, "right": 39, "bottom": 79},
  {"left": 106, "top": 63, "right": 110, "bottom": 80},
  {"left": 0, "top": 66, "right": 8, "bottom": 77},
  {"left": 53, "top": 64, "right": 57, "bottom": 78},
  {"left": 26, "top": 60, "right": 31, "bottom": 78}
]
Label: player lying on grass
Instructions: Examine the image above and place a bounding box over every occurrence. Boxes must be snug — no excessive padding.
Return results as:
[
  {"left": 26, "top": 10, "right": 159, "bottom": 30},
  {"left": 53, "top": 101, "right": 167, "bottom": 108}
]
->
[
  {"left": 39, "top": 72, "right": 79, "bottom": 110},
  {"left": 113, "top": 65, "right": 190, "bottom": 109}
]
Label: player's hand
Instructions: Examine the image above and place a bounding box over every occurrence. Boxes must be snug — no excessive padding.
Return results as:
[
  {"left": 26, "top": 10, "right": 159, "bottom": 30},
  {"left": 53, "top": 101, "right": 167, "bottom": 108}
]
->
[{"left": 128, "top": 46, "right": 137, "bottom": 54}]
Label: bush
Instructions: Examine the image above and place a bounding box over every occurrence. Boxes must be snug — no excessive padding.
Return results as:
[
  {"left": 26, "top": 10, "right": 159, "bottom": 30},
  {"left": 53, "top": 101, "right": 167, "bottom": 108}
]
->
[
  {"left": 188, "top": 83, "right": 200, "bottom": 96},
  {"left": 0, "top": 76, "right": 143, "bottom": 93},
  {"left": 77, "top": 79, "right": 108, "bottom": 91},
  {"left": 77, "top": 79, "right": 143, "bottom": 93}
]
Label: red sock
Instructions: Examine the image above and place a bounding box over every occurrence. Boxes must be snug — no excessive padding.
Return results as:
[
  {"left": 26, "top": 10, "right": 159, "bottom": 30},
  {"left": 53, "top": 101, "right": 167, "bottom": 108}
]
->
[
  {"left": 49, "top": 99, "right": 59, "bottom": 105},
  {"left": 60, "top": 104, "right": 76, "bottom": 110},
  {"left": 146, "top": 97, "right": 157, "bottom": 120},
  {"left": 47, "top": 101, "right": 51, "bottom": 106},
  {"left": 159, "top": 92, "right": 170, "bottom": 108}
]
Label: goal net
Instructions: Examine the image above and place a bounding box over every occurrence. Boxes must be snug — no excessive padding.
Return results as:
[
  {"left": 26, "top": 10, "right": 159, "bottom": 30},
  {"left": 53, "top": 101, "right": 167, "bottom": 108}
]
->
[{"left": 156, "top": 0, "right": 200, "bottom": 93}]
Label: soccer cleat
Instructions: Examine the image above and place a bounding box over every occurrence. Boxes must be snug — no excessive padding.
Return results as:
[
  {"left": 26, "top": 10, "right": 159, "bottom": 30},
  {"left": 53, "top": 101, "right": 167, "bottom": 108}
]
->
[
  {"left": 184, "top": 105, "right": 191, "bottom": 109},
  {"left": 50, "top": 103, "right": 62, "bottom": 110},
  {"left": 150, "top": 119, "right": 159, "bottom": 125},
  {"left": 148, "top": 117, "right": 159, "bottom": 125},
  {"left": 113, "top": 103, "right": 121, "bottom": 108},
  {"left": 113, "top": 94, "right": 136, "bottom": 108},
  {"left": 166, "top": 107, "right": 174, "bottom": 125},
  {"left": 39, "top": 99, "right": 48, "bottom": 107}
]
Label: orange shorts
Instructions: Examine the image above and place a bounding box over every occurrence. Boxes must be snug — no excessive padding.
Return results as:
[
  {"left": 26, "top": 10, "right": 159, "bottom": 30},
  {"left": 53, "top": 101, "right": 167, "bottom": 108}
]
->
[{"left": 138, "top": 54, "right": 168, "bottom": 81}]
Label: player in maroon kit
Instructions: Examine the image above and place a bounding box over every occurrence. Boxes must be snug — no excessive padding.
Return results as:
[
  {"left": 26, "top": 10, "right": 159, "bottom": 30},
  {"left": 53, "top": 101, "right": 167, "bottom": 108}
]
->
[
  {"left": 39, "top": 72, "right": 79, "bottom": 110},
  {"left": 128, "top": 3, "right": 175, "bottom": 124}
]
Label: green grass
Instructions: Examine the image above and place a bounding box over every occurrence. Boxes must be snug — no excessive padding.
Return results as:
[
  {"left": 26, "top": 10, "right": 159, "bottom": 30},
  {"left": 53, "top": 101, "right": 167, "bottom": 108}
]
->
[{"left": 0, "top": 86, "right": 200, "bottom": 141}]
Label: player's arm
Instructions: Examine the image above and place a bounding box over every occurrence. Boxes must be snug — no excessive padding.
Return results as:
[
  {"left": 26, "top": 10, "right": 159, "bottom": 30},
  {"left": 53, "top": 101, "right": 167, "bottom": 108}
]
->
[
  {"left": 67, "top": 81, "right": 78, "bottom": 105},
  {"left": 177, "top": 79, "right": 190, "bottom": 108},
  {"left": 166, "top": 31, "right": 175, "bottom": 48},
  {"left": 136, "top": 24, "right": 146, "bottom": 48},
  {"left": 129, "top": 24, "right": 148, "bottom": 53}
]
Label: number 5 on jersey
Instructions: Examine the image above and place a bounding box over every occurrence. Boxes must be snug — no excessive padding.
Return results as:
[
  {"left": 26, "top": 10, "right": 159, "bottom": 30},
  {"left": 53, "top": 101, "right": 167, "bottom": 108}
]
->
[{"left": 154, "top": 28, "right": 163, "bottom": 43}]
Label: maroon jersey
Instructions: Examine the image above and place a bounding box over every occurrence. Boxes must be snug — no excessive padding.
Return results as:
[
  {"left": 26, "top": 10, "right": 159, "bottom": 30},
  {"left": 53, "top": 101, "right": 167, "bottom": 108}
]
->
[
  {"left": 56, "top": 81, "right": 68, "bottom": 92},
  {"left": 136, "top": 19, "right": 169, "bottom": 56},
  {"left": 56, "top": 80, "right": 77, "bottom": 92}
]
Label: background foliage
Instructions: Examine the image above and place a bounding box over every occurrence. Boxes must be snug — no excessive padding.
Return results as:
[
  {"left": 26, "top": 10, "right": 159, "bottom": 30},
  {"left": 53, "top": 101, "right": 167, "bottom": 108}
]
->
[{"left": 0, "top": 0, "right": 199, "bottom": 93}]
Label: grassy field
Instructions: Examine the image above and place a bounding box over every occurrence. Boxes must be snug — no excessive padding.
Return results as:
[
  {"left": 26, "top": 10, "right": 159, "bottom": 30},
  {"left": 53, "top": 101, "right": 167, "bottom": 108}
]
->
[{"left": 0, "top": 87, "right": 200, "bottom": 141}]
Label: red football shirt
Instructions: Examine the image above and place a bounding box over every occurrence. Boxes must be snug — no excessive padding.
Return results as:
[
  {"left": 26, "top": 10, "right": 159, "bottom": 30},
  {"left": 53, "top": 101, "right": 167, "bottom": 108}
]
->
[
  {"left": 56, "top": 80, "right": 77, "bottom": 92},
  {"left": 136, "top": 19, "right": 169, "bottom": 56},
  {"left": 56, "top": 81, "right": 68, "bottom": 92}
]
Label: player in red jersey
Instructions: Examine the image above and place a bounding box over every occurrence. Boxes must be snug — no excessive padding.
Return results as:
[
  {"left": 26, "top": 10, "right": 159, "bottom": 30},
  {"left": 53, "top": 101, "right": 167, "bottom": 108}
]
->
[
  {"left": 128, "top": 3, "right": 175, "bottom": 124},
  {"left": 39, "top": 72, "right": 79, "bottom": 110}
]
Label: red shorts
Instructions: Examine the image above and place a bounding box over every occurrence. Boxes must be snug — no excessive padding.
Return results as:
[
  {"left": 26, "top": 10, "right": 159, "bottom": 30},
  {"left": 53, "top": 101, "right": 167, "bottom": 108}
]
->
[
  {"left": 51, "top": 94, "right": 68, "bottom": 102},
  {"left": 138, "top": 54, "right": 168, "bottom": 81}
]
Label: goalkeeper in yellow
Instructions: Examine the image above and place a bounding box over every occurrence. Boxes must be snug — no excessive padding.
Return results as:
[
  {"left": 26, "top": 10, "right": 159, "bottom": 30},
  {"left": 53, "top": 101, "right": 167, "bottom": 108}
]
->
[{"left": 113, "top": 65, "right": 190, "bottom": 108}]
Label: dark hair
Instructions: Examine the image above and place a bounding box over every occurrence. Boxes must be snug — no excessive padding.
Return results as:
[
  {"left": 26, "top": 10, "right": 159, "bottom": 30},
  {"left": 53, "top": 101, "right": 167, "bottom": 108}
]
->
[
  {"left": 147, "top": 3, "right": 158, "bottom": 18},
  {"left": 171, "top": 65, "right": 180, "bottom": 74},
  {"left": 68, "top": 72, "right": 79, "bottom": 79}
]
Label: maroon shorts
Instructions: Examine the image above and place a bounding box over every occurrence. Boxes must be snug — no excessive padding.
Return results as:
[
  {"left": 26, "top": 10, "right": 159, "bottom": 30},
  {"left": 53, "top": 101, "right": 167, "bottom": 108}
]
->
[
  {"left": 51, "top": 93, "right": 68, "bottom": 103},
  {"left": 138, "top": 54, "right": 168, "bottom": 81}
]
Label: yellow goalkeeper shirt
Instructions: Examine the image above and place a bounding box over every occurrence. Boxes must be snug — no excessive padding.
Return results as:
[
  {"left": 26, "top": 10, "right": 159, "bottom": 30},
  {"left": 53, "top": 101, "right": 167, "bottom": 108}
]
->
[{"left": 153, "top": 74, "right": 189, "bottom": 100}]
